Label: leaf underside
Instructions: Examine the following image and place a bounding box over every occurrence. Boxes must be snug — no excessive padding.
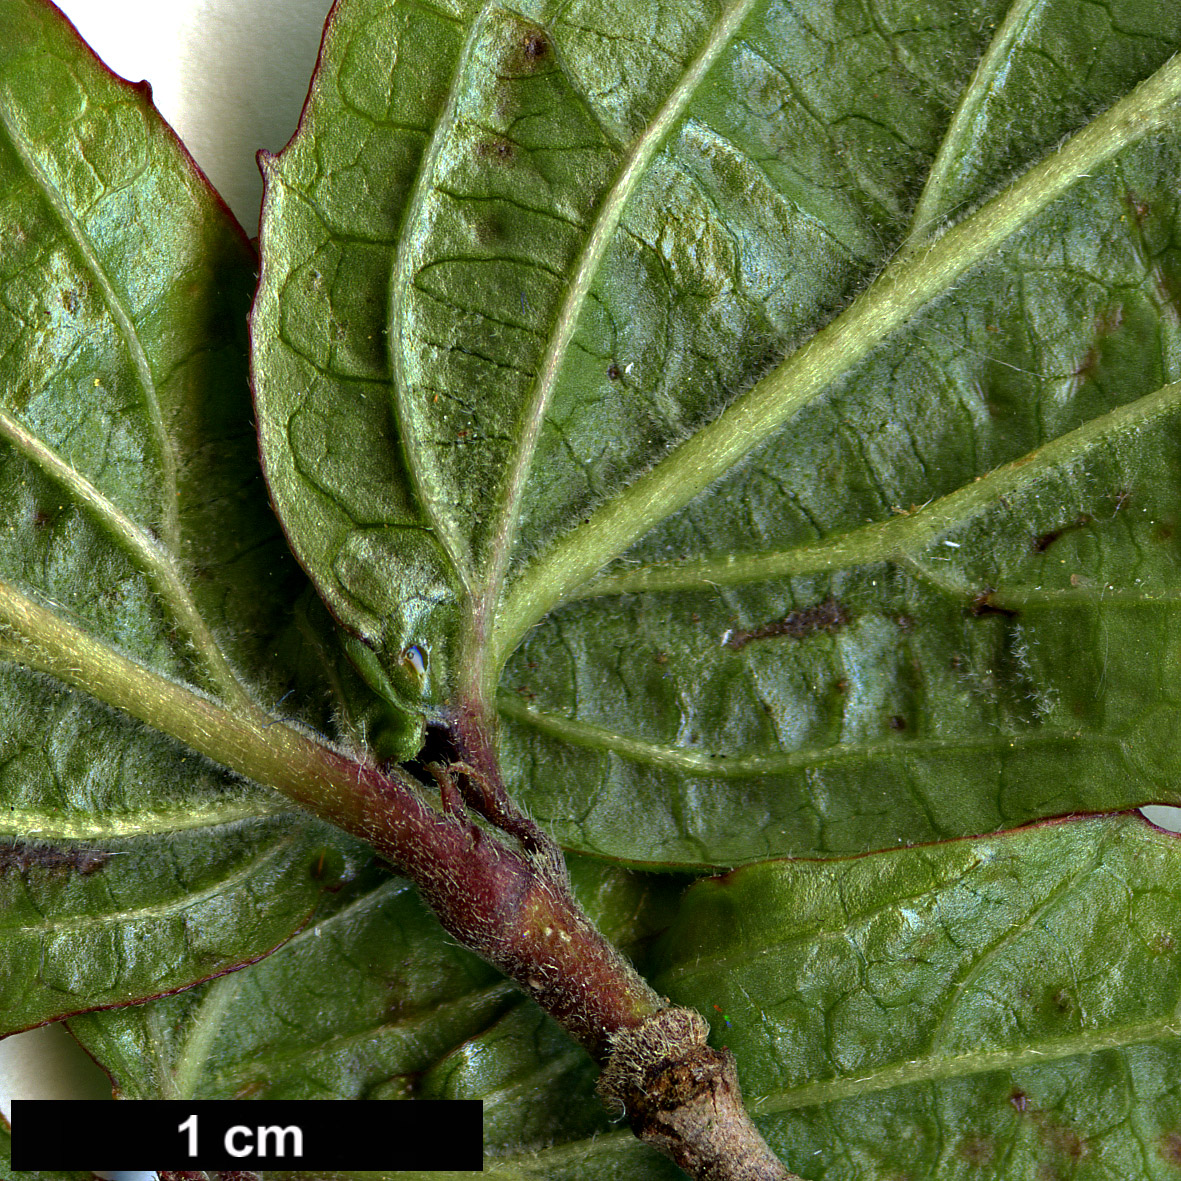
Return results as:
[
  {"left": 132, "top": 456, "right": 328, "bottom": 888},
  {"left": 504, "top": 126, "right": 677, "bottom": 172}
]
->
[
  {"left": 1, "top": 0, "right": 1181, "bottom": 1178},
  {"left": 0, "top": 0, "right": 381, "bottom": 1032},
  {"left": 255, "top": 0, "right": 1181, "bottom": 869},
  {"left": 55, "top": 814, "right": 1181, "bottom": 1181}
]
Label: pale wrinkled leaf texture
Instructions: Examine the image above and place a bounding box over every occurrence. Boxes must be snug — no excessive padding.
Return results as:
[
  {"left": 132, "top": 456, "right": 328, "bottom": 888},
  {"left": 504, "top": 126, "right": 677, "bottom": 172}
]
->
[
  {"left": 6, "top": 2, "right": 1181, "bottom": 1179},
  {"left": 65, "top": 854, "right": 680, "bottom": 1101},
  {"left": 254, "top": 0, "right": 1181, "bottom": 869},
  {"left": 0, "top": 0, "right": 372, "bottom": 1033},
  {"left": 227, "top": 815, "right": 1181, "bottom": 1181}
]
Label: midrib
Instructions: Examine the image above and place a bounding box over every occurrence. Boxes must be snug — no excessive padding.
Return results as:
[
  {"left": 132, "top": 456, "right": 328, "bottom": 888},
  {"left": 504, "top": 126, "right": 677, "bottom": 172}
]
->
[
  {"left": 0, "top": 98, "right": 181, "bottom": 553},
  {"left": 754, "top": 1015, "right": 1181, "bottom": 1115},
  {"left": 477, "top": 0, "right": 764, "bottom": 636},
  {"left": 491, "top": 49, "right": 1181, "bottom": 671}
]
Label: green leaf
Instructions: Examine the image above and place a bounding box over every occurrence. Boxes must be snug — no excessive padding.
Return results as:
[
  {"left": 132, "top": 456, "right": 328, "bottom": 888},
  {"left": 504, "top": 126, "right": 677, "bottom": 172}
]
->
[
  {"left": 0, "top": 0, "right": 373, "bottom": 1031},
  {"left": 251, "top": 0, "right": 482, "bottom": 726},
  {"left": 242, "top": 814, "right": 1181, "bottom": 1181},
  {"left": 254, "top": 0, "right": 1181, "bottom": 869},
  {"left": 650, "top": 813, "right": 1181, "bottom": 1179},
  {"left": 66, "top": 853, "right": 682, "bottom": 1101}
]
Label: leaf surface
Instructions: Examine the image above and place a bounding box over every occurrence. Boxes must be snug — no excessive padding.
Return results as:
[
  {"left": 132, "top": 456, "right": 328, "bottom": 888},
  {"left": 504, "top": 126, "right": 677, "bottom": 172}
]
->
[
  {"left": 66, "top": 854, "right": 681, "bottom": 1101},
  {"left": 0, "top": 0, "right": 373, "bottom": 1031},
  {"left": 250, "top": 815, "right": 1181, "bottom": 1180},
  {"left": 254, "top": 0, "right": 1181, "bottom": 867}
]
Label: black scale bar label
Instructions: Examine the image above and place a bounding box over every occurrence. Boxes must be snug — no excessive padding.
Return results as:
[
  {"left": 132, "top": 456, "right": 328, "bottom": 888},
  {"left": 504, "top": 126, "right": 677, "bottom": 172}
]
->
[{"left": 10, "top": 1099, "right": 483, "bottom": 1171}]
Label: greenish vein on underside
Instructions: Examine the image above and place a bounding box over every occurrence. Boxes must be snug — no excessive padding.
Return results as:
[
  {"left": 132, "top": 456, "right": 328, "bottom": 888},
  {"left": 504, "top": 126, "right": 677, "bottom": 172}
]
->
[
  {"left": 0, "top": 94, "right": 181, "bottom": 554},
  {"left": 480, "top": 0, "right": 764, "bottom": 631},
  {"left": 570, "top": 379, "right": 1181, "bottom": 597},
  {"left": 412, "top": 1017, "right": 1181, "bottom": 1177},
  {"left": 749, "top": 1017, "right": 1181, "bottom": 1116},
  {"left": 927, "top": 846, "right": 1100, "bottom": 1052},
  {"left": 904, "top": 0, "right": 1047, "bottom": 248},
  {"left": 491, "top": 51, "right": 1181, "bottom": 669},
  {"left": 497, "top": 691, "right": 1103, "bottom": 775},
  {"left": 0, "top": 576, "right": 376, "bottom": 836},
  {"left": 169, "top": 972, "right": 244, "bottom": 1100},
  {"left": 204, "top": 980, "right": 516, "bottom": 1092},
  {"left": 0, "top": 799, "right": 289, "bottom": 841},
  {"left": 390, "top": 9, "right": 489, "bottom": 592},
  {"left": 0, "top": 408, "right": 254, "bottom": 711},
  {"left": 11, "top": 834, "right": 296, "bottom": 935}
]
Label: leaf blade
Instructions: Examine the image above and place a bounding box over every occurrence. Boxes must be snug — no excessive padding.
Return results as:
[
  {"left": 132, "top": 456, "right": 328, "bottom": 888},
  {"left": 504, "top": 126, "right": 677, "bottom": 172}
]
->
[{"left": 0, "top": 0, "right": 373, "bottom": 1030}]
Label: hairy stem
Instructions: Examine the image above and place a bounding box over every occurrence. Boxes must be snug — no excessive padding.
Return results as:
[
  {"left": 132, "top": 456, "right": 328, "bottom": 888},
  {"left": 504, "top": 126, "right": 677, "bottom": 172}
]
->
[{"left": 0, "top": 580, "right": 787, "bottom": 1178}]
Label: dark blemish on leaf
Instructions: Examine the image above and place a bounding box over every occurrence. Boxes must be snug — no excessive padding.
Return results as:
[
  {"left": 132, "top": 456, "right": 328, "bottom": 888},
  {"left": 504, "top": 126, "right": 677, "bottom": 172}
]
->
[
  {"left": 654, "top": 652, "right": 668, "bottom": 665},
  {"left": 950, "top": 654, "right": 964, "bottom": 670},
  {"left": 0, "top": 843, "right": 110, "bottom": 875},
  {"left": 1155, "top": 522, "right": 1175, "bottom": 542},
  {"left": 835, "top": 678, "right": 848, "bottom": 693},
  {"left": 1127, "top": 190, "right": 1151, "bottom": 224},
  {"left": 722, "top": 596, "right": 850, "bottom": 651},
  {"left": 969, "top": 591, "right": 1018, "bottom": 619},
  {"left": 1159, "top": 1131, "right": 1181, "bottom": 1168},
  {"left": 888, "top": 715, "right": 907, "bottom": 731},
  {"left": 1045, "top": 1124, "right": 1088, "bottom": 1162},
  {"left": 1051, "top": 987, "right": 1073, "bottom": 1014},
  {"left": 60, "top": 289, "right": 79, "bottom": 314},
  {"left": 895, "top": 614, "right": 913, "bottom": 631},
  {"left": 1072, "top": 305, "right": 1123, "bottom": 382},
  {"left": 958, "top": 1135, "right": 993, "bottom": 1165},
  {"left": 690, "top": 613, "right": 701, "bottom": 623},
  {"left": 1010, "top": 1089, "right": 1029, "bottom": 1113},
  {"left": 1032, "top": 514, "right": 1091, "bottom": 553},
  {"left": 607, "top": 362, "right": 622, "bottom": 380},
  {"left": 1109, "top": 488, "right": 1130, "bottom": 513},
  {"left": 522, "top": 30, "right": 549, "bottom": 60}
]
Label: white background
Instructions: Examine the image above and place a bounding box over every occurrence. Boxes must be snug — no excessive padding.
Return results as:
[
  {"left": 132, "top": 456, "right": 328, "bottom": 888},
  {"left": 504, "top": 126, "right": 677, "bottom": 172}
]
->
[{"left": 1, "top": 2, "right": 1180, "bottom": 1178}]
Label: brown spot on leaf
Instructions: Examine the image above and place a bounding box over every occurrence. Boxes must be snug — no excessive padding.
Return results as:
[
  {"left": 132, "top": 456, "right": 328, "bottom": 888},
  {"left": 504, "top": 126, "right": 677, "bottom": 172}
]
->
[
  {"left": 476, "top": 138, "right": 515, "bottom": 161},
  {"left": 522, "top": 30, "right": 549, "bottom": 60},
  {"left": 895, "top": 614, "right": 914, "bottom": 631},
  {"left": 1045, "top": 1123, "right": 1088, "bottom": 1162},
  {"left": 970, "top": 591, "right": 1018, "bottom": 619},
  {"left": 1155, "top": 522, "right": 1175, "bottom": 543},
  {"left": 1071, "top": 305, "right": 1124, "bottom": 382},
  {"left": 1032, "top": 513, "right": 1091, "bottom": 554},
  {"left": 959, "top": 1135, "right": 994, "bottom": 1165},
  {"left": 888, "top": 715, "right": 907, "bottom": 731},
  {"left": 607, "top": 362, "right": 621, "bottom": 379},
  {"left": 0, "top": 843, "right": 110, "bottom": 875},
  {"left": 1160, "top": 1131, "right": 1181, "bottom": 1168},
  {"left": 1010, "top": 1089, "right": 1029, "bottom": 1113},
  {"left": 60, "top": 289, "right": 79, "bottom": 314},
  {"left": 723, "top": 596, "right": 850, "bottom": 651}
]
